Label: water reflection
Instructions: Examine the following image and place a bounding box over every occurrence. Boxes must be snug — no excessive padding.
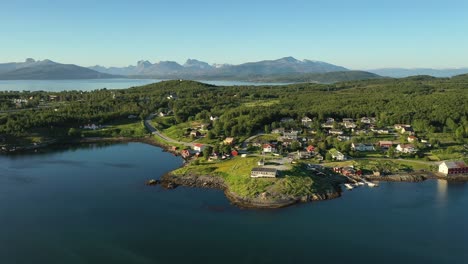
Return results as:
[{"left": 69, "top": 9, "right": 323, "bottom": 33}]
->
[{"left": 436, "top": 179, "right": 448, "bottom": 207}]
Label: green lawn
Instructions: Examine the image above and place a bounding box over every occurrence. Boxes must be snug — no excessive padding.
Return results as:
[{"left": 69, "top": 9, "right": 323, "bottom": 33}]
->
[
  {"left": 243, "top": 99, "right": 280, "bottom": 108},
  {"left": 160, "top": 120, "right": 208, "bottom": 143},
  {"left": 81, "top": 119, "right": 147, "bottom": 138},
  {"left": 172, "top": 156, "right": 342, "bottom": 198}
]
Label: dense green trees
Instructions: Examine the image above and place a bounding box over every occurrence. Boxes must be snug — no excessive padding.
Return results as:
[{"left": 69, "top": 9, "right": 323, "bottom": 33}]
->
[{"left": 0, "top": 78, "right": 466, "bottom": 143}]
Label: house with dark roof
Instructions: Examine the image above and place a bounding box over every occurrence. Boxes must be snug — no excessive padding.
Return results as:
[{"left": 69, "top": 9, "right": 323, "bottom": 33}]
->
[
  {"left": 439, "top": 161, "right": 468, "bottom": 176},
  {"left": 351, "top": 143, "right": 375, "bottom": 151}
]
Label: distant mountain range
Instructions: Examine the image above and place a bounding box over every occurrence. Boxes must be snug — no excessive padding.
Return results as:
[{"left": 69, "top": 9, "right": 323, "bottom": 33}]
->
[
  {"left": 368, "top": 68, "right": 468, "bottom": 78},
  {"left": 3, "top": 57, "right": 467, "bottom": 82},
  {"left": 0, "top": 59, "right": 117, "bottom": 80},
  {"left": 89, "top": 57, "right": 349, "bottom": 78}
]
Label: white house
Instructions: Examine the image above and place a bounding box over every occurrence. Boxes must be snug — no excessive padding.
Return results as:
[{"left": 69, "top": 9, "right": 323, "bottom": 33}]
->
[
  {"left": 396, "top": 144, "right": 417, "bottom": 154},
  {"left": 283, "top": 130, "right": 299, "bottom": 140},
  {"left": 329, "top": 129, "right": 344, "bottom": 135},
  {"left": 329, "top": 149, "right": 346, "bottom": 161},
  {"left": 263, "top": 144, "right": 276, "bottom": 153},
  {"left": 351, "top": 143, "right": 375, "bottom": 151},
  {"left": 361, "top": 117, "right": 376, "bottom": 124},
  {"left": 251, "top": 168, "right": 278, "bottom": 178},
  {"left": 193, "top": 143, "right": 205, "bottom": 152},
  {"left": 301, "top": 116, "right": 312, "bottom": 126},
  {"left": 83, "top": 124, "right": 100, "bottom": 130},
  {"left": 344, "top": 122, "right": 357, "bottom": 129},
  {"left": 167, "top": 94, "right": 178, "bottom": 100}
]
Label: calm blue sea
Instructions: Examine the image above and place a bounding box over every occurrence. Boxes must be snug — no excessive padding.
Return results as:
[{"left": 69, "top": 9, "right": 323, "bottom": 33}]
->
[
  {"left": 1, "top": 142, "right": 467, "bottom": 264},
  {"left": 0, "top": 79, "right": 290, "bottom": 92}
]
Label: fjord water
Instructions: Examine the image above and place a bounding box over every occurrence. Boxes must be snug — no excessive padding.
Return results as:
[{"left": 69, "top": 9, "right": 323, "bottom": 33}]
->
[
  {"left": 1, "top": 143, "right": 467, "bottom": 264},
  {"left": 0, "top": 79, "right": 290, "bottom": 92}
]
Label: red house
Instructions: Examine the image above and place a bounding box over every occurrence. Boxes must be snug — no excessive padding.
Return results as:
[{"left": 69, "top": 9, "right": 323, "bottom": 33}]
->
[
  {"left": 231, "top": 150, "right": 239, "bottom": 157},
  {"left": 378, "top": 141, "right": 393, "bottom": 149},
  {"left": 306, "top": 145, "right": 315, "bottom": 153},
  {"left": 439, "top": 161, "right": 468, "bottom": 175}
]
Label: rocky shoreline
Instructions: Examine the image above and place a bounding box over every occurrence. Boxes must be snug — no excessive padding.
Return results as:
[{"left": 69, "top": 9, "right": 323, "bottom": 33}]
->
[{"left": 160, "top": 172, "right": 342, "bottom": 209}]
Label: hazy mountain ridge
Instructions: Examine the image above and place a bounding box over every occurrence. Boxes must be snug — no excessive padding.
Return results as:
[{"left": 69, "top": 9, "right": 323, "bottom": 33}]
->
[
  {"left": 368, "top": 68, "right": 468, "bottom": 78},
  {"left": 89, "top": 56, "right": 348, "bottom": 77},
  {"left": 0, "top": 59, "right": 118, "bottom": 80}
]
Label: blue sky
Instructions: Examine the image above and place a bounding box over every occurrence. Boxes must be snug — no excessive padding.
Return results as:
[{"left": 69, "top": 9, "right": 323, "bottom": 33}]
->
[{"left": 1, "top": 0, "right": 468, "bottom": 69}]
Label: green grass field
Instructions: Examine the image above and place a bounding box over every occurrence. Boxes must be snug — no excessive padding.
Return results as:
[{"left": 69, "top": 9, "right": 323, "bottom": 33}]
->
[
  {"left": 81, "top": 119, "right": 147, "bottom": 138},
  {"left": 243, "top": 99, "right": 280, "bottom": 108},
  {"left": 172, "top": 156, "right": 341, "bottom": 198}
]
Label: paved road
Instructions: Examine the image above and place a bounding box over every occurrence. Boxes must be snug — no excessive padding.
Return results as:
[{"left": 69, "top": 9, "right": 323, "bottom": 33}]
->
[
  {"left": 242, "top": 133, "right": 266, "bottom": 149},
  {"left": 144, "top": 114, "right": 194, "bottom": 147}
]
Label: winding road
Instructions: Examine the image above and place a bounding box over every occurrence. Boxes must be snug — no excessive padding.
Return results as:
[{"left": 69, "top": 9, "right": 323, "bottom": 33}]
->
[{"left": 144, "top": 115, "right": 195, "bottom": 147}]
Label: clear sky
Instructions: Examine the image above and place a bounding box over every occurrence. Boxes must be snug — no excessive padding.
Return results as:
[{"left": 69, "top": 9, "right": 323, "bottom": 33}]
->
[{"left": 1, "top": 0, "right": 468, "bottom": 69}]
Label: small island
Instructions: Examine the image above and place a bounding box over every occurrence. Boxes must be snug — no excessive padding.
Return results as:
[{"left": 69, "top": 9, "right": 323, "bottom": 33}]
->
[{"left": 1, "top": 79, "right": 467, "bottom": 208}]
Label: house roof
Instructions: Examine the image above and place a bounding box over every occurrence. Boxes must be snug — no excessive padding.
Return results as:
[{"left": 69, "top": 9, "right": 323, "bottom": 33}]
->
[
  {"left": 379, "top": 141, "right": 393, "bottom": 145},
  {"left": 193, "top": 143, "right": 204, "bottom": 147},
  {"left": 252, "top": 167, "right": 278, "bottom": 173},
  {"left": 442, "top": 161, "right": 467, "bottom": 169},
  {"left": 398, "top": 144, "right": 415, "bottom": 149},
  {"left": 263, "top": 144, "right": 275, "bottom": 148},
  {"left": 353, "top": 143, "right": 373, "bottom": 147}
]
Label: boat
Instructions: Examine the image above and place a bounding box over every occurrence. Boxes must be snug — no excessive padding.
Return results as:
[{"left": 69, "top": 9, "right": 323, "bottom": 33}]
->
[
  {"left": 357, "top": 181, "right": 365, "bottom": 186},
  {"left": 344, "top": 183, "right": 354, "bottom": 190},
  {"left": 366, "top": 181, "right": 378, "bottom": 187}
]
